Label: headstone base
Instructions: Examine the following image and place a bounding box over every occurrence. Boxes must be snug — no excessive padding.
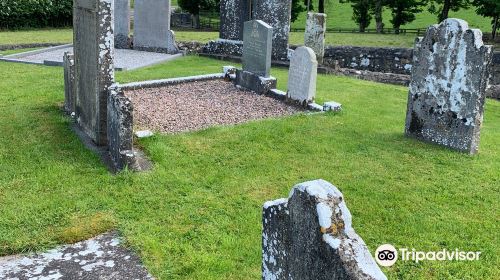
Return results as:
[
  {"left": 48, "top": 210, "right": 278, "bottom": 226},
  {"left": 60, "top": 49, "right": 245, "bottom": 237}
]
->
[
  {"left": 134, "top": 30, "right": 179, "bottom": 54},
  {"left": 115, "top": 34, "right": 131, "bottom": 49},
  {"left": 235, "top": 69, "right": 277, "bottom": 94}
]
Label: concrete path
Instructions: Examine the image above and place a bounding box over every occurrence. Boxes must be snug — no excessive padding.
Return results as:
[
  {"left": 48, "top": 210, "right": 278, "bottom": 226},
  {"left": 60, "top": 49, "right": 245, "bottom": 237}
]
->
[
  {"left": 0, "top": 44, "right": 183, "bottom": 71},
  {"left": 0, "top": 232, "right": 154, "bottom": 280}
]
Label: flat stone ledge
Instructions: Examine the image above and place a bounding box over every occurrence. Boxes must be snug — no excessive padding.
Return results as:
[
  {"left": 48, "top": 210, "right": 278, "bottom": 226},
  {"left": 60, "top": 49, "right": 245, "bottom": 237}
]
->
[{"left": 120, "top": 73, "right": 226, "bottom": 90}]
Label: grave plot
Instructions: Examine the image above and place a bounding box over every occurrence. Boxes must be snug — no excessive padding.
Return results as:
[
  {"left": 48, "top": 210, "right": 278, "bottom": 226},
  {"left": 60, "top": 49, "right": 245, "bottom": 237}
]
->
[{"left": 124, "top": 79, "right": 305, "bottom": 134}]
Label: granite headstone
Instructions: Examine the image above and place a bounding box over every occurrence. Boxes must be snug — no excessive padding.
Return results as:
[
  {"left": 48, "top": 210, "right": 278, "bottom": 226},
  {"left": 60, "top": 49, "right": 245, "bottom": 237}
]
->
[
  {"left": 287, "top": 46, "right": 317, "bottom": 105},
  {"left": 115, "top": 0, "right": 130, "bottom": 48},
  {"left": 220, "top": 0, "right": 251, "bottom": 41},
  {"left": 242, "top": 20, "right": 273, "bottom": 77}
]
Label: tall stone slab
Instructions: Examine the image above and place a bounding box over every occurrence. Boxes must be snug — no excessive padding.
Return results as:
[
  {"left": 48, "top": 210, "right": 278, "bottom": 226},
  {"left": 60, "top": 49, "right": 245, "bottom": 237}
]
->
[
  {"left": 262, "top": 180, "right": 386, "bottom": 280},
  {"left": 134, "top": 0, "right": 178, "bottom": 54},
  {"left": 404, "top": 19, "right": 493, "bottom": 154},
  {"left": 220, "top": 0, "right": 251, "bottom": 41},
  {"left": 287, "top": 46, "right": 317, "bottom": 106},
  {"left": 304, "top": 12, "right": 326, "bottom": 64},
  {"left": 252, "top": 0, "right": 292, "bottom": 61},
  {"left": 73, "top": 0, "right": 115, "bottom": 146},
  {"left": 115, "top": 0, "right": 130, "bottom": 48},
  {"left": 242, "top": 20, "right": 273, "bottom": 77}
]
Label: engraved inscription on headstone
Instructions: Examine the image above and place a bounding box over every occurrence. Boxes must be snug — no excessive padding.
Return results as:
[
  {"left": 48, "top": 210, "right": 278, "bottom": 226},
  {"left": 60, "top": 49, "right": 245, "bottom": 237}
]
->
[
  {"left": 242, "top": 20, "right": 273, "bottom": 77},
  {"left": 287, "top": 47, "right": 317, "bottom": 105}
]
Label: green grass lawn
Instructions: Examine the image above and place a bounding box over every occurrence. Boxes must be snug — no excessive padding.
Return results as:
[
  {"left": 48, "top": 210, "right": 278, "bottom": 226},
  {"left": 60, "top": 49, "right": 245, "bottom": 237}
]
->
[
  {"left": 0, "top": 55, "right": 499, "bottom": 279},
  {"left": 292, "top": 0, "right": 492, "bottom": 31},
  {"left": 0, "top": 29, "right": 417, "bottom": 48}
]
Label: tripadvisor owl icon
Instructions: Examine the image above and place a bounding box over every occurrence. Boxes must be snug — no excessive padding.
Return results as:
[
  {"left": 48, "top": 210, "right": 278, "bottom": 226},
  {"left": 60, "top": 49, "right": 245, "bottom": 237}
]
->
[{"left": 375, "top": 244, "right": 398, "bottom": 267}]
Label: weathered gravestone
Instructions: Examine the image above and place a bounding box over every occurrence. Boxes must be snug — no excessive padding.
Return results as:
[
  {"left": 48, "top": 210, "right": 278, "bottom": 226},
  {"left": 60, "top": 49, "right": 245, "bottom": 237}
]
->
[
  {"left": 63, "top": 52, "right": 75, "bottom": 114},
  {"left": 134, "top": 0, "right": 178, "bottom": 54},
  {"left": 107, "top": 85, "right": 135, "bottom": 170},
  {"left": 305, "top": 12, "right": 326, "bottom": 64},
  {"left": 73, "top": 0, "right": 115, "bottom": 146},
  {"left": 253, "top": 0, "right": 292, "bottom": 61},
  {"left": 287, "top": 46, "right": 317, "bottom": 106},
  {"left": 115, "top": 0, "right": 130, "bottom": 48},
  {"left": 235, "top": 20, "right": 277, "bottom": 94},
  {"left": 262, "top": 179, "right": 386, "bottom": 280},
  {"left": 404, "top": 19, "right": 493, "bottom": 154},
  {"left": 220, "top": 0, "right": 251, "bottom": 41}
]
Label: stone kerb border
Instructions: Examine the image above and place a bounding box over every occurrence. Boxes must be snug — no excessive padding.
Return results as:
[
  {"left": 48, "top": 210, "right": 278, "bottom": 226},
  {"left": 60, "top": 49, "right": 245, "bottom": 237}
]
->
[{"left": 120, "top": 73, "right": 226, "bottom": 90}]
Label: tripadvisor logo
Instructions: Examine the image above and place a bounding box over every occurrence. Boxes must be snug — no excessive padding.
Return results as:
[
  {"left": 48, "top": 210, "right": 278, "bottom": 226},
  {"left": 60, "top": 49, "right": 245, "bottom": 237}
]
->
[{"left": 374, "top": 244, "right": 481, "bottom": 267}]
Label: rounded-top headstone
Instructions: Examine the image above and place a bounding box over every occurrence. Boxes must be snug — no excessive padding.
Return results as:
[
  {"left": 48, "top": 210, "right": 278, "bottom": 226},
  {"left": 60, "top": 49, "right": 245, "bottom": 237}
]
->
[{"left": 287, "top": 46, "right": 318, "bottom": 106}]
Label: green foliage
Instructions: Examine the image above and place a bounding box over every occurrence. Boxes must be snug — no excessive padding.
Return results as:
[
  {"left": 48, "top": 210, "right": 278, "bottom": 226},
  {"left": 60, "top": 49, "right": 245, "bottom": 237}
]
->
[
  {"left": 178, "top": 0, "right": 219, "bottom": 15},
  {"left": 292, "top": 0, "right": 307, "bottom": 22},
  {"left": 472, "top": 0, "right": 500, "bottom": 37},
  {"left": 344, "top": 0, "right": 373, "bottom": 31},
  {"left": 385, "top": 0, "right": 428, "bottom": 31},
  {"left": 428, "top": 0, "right": 471, "bottom": 22},
  {"left": 0, "top": 0, "right": 72, "bottom": 29}
]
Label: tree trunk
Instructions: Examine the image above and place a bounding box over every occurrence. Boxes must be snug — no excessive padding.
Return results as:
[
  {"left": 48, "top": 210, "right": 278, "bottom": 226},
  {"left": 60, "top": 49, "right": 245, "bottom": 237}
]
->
[
  {"left": 375, "top": 0, "right": 383, "bottom": 33},
  {"left": 493, "top": 15, "right": 499, "bottom": 40},
  {"left": 439, "top": 0, "right": 451, "bottom": 22},
  {"left": 318, "top": 0, "right": 324, "bottom": 13}
]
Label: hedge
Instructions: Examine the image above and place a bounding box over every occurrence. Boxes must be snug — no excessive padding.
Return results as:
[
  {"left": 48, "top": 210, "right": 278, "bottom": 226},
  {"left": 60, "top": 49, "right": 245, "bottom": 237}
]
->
[{"left": 0, "top": 0, "right": 73, "bottom": 29}]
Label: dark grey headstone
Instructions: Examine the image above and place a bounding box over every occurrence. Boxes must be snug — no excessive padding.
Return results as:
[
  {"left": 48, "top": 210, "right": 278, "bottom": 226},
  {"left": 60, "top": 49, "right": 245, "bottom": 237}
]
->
[
  {"left": 304, "top": 12, "right": 326, "bottom": 64},
  {"left": 220, "top": 0, "right": 251, "bottom": 41},
  {"left": 107, "top": 85, "right": 135, "bottom": 171},
  {"left": 133, "top": 0, "right": 178, "bottom": 54},
  {"left": 262, "top": 179, "right": 386, "bottom": 280},
  {"left": 63, "top": 52, "right": 75, "bottom": 114},
  {"left": 253, "top": 0, "right": 292, "bottom": 61},
  {"left": 242, "top": 20, "right": 273, "bottom": 77},
  {"left": 287, "top": 46, "right": 317, "bottom": 106},
  {"left": 73, "top": 0, "right": 115, "bottom": 146},
  {"left": 235, "top": 69, "right": 277, "bottom": 94},
  {"left": 405, "top": 19, "right": 493, "bottom": 154},
  {"left": 115, "top": 0, "right": 130, "bottom": 49}
]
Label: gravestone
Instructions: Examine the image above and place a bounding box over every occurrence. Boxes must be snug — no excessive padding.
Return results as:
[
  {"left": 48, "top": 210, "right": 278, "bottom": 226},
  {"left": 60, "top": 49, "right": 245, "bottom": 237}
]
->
[
  {"left": 262, "top": 179, "right": 386, "bottom": 280},
  {"left": 242, "top": 20, "right": 273, "bottom": 77},
  {"left": 134, "top": 0, "right": 178, "bottom": 54},
  {"left": 287, "top": 46, "right": 317, "bottom": 106},
  {"left": 404, "top": 19, "right": 493, "bottom": 154},
  {"left": 107, "top": 85, "right": 135, "bottom": 170},
  {"left": 235, "top": 20, "right": 276, "bottom": 94},
  {"left": 63, "top": 52, "right": 75, "bottom": 114},
  {"left": 253, "top": 0, "right": 292, "bottom": 61},
  {"left": 73, "top": 0, "right": 115, "bottom": 146},
  {"left": 220, "top": 0, "right": 251, "bottom": 41},
  {"left": 115, "top": 0, "right": 130, "bottom": 48},
  {"left": 304, "top": 12, "right": 326, "bottom": 64}
]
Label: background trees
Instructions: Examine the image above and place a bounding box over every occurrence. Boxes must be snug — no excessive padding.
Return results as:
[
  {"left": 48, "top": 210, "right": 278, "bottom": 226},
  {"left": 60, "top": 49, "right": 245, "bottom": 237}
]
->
[{"left": 473, "top": 0, "right": 500, "bottom": 39}]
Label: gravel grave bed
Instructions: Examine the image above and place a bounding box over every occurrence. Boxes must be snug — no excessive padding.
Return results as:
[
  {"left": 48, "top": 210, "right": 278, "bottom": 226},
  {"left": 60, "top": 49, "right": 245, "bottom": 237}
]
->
[{"left": 124, "top": 79, "right": 305, "bottom": 134}]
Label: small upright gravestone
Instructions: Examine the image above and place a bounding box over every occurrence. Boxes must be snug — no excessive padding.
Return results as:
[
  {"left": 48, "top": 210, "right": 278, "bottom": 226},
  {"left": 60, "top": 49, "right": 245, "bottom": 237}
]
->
[
  {"left": 115, "top": 0, "right": 130, "bottom": 48},
  {"left": 287, "top": 46, "right": 317, "bottom": 106},
  {"left": 405, "top": 18, "right": 493, "bottom": 154},
  {"left": 235, "top": 20, "right": 277, "bottom": 94},
  {"left": 253, "top": 0, "right": 292, "bottom": 61},
  {"left": 63, "top": 52, "right": 75, "bottom": 114},
  {"left": 134, "top": 0, "right": 178, "bottom": 54},
  {"left": 304, "top": 12, "right": 326, "bottom": 64},
  {"left": 73, "top": 0, "right": 115, "bottom": 146},
  {"left": 262, "top": 179, "right": 386, "bottom": 280}
]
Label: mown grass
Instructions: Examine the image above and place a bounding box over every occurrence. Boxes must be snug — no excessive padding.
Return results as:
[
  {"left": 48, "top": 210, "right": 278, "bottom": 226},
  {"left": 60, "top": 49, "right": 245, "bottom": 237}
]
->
[
  {"left": 0, "top": 55, "right": 498, "bottom": 279},
  {"left": 292, "top": 0, "right": 492, "bottom": 31}
]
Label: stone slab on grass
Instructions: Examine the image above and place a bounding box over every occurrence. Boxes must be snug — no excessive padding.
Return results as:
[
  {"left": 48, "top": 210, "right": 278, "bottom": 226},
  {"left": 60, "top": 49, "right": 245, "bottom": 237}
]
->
[
  {"left": 0, "top": 46, "right": 183, "bottom": 71},
  {"left": 0, "top": 232, "right": 153, "bottom": 280}
]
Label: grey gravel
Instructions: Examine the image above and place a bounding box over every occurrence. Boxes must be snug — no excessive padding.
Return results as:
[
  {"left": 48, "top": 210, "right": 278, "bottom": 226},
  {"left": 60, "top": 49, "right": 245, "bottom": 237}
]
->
[{"left": 125, "top": 80, "right": 304, "bottom": 134}]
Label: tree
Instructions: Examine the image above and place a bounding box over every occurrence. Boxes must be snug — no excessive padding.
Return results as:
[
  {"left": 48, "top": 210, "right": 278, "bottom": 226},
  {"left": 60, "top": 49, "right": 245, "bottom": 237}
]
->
[
  {"left": 292, "top": 0, "right": 307, "bottom": 22},
  {"left": 373, "top": 0, "right": 385, "bottom": 32},
  {"left": 319, "top": 0, "right": 325, "bottom": 13},
  {"left": 473, "top": 0, "right": 500, "bottom": 39},
  {"left": 342, "top": 0, "right": 372, "bottom": 32},
  {"left": 428, "top": 0, "right": 470, "bottom": 22},
  {"left": 385, "top": 0, "right": 427, "bottom": 33},
  {"left": 178, "top": 0, "right": 218, "bottom": 28}
]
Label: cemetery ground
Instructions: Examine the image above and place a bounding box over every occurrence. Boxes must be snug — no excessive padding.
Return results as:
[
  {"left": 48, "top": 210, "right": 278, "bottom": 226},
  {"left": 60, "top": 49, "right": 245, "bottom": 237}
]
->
[{"left": 0, "top": 53, "right": 499, "bottom": 279}]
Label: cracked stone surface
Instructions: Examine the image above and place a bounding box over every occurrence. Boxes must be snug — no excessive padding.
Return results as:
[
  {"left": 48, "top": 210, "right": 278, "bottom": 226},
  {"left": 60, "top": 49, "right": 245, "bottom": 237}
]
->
[{"left": 0, "top": 232, "right": 153, "bottom": 280}]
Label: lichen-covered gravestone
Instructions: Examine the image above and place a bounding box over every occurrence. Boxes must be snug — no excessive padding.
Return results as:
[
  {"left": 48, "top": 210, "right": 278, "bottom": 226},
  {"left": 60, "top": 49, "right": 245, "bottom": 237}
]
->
[
  {"left": 405, "top": 19, "right": 493, "bottom": 154},
  {"left": 253, "top": 0, "right": 292, "bottom": 61},
  {"left": 262, "top": 179, "right": 386, "bottom": 280},
  {"left": 73, "top": 0, "right": 115, "bottom": 146},
  {"left": 287, "top": 46, "right": 317, "bottom": 106},
  {"left": 235, "top": 20, "right": 277, "bottom": 94},
  {"left": 219, "top": 0, "right": 251, "bottom": 41},
  {"left": 115, "top": 0, "right": 130, "bottom": 48},
  {"left": 133, "top": 0, "right": 178, "bottom": 54},
  {"left": 63, "top": 52, "right": 75, "bottom": 114},
  {"left": 304, "top": 12, "right": 326, "bottom": 64}
]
